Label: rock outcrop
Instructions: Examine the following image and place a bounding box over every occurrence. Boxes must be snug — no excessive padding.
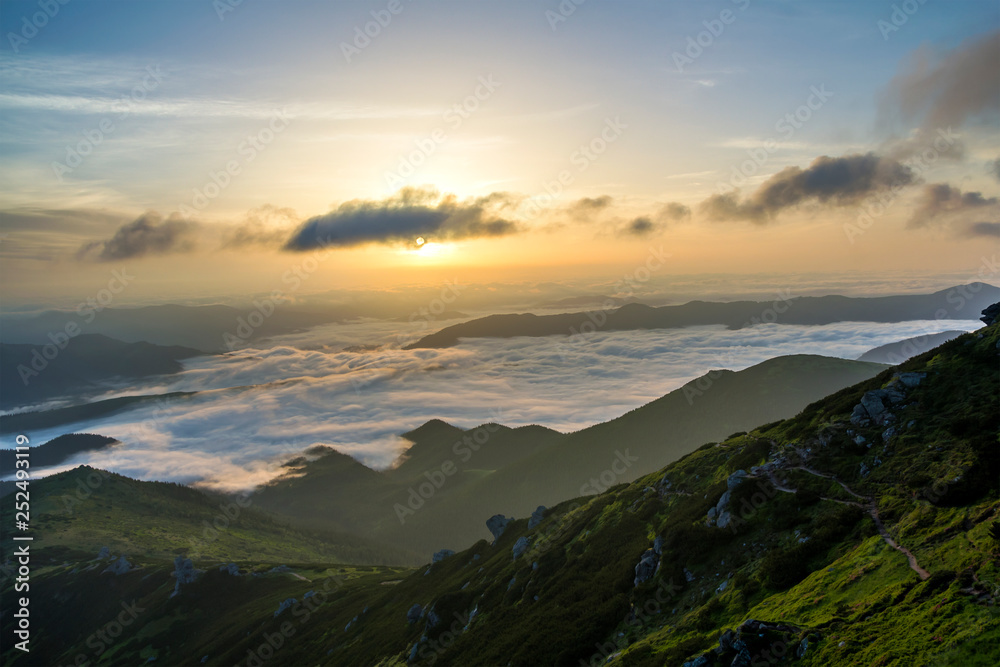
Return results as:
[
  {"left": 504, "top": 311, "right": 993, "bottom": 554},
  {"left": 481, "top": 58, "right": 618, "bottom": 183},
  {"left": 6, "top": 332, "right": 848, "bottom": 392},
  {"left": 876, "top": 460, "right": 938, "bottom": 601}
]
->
[
  {"left": 527, "top": 506, "right": 547, "bottom": 530},
  {"left": 512, "top": 537, "right": 529, "bottom": 559},
  {"left": 406, "top": 603, "right": 424, "bottom": 625},
  {"left": 432, "top": 549, "right": 455, "bottom": 564},
  {"left": 486, "top": 514, "right": 513, "bottom": 541},
  {"left": 170, "top": 556, "right": 202, "bottom": 597},
  {"left": 273, "top": 598, "right": 297, "bottom": 617},
  {"left": 103, "top": 555, "right": 132, "bottom": 575},
  {"left": 633, "top": 549, "right": 659, "bottom": 586},
  {"left": 981, "top": 302, "right": 1000, "bottom": 326}
]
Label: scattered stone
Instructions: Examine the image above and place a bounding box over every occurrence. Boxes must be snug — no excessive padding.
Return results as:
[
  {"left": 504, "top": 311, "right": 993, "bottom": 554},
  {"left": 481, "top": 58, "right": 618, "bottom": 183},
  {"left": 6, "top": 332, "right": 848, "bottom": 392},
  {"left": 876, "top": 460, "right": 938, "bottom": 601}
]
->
[
  {"left": 653, "top": 535, "right": 664, "bottom": 555},
  {"left": 273, "top": 598, "right": 297, "bottom": 617},
  {"left": 406, "top": 603, "right": 423, "bottom": 625},
  {"left": 716, "top": 580, "right": 728, "bottom": 594},
  {"left": 427, "top": 609, "right": 440, "bottom": 628},
  {"left": 432, "top": 549, "right": 455, "bottom": 564},
  {"left": 980, "top": 302, "right": 999, "bottom": 326},
  {"left": 512, "top": 536, "right": 529, "bottom": 559},
  {"left": 882, "top": 426, "right": 897, "bottom": 443},
  {"left": 103, "top": 555, "right": 132, "bottom": 575},
  {"left": 896, "top": 372, "right": 925, "bottom": 388},
  {"left": 683, "top": 568, "right": 696, "bottom": 582},
  {"left": 486, "top": 514, "right": 513, "bottom": 541},
  {"left": 219, "top": 563, "right": 240, "bottom": 576},
  {"left": 634, "top": 549, "right": 659, "bottom": 586},
  {"left": 853, "top": 435, "right": 866, "bottom": 446},
  {"left": 171, "top": 557, "right": 202, "bottom": 597},
  {"left": 527, "top": 506, "right": 547, "bottom": 530},
  {"left": 507, "top": 576, "right": 517, "bottom": 591},
  {"left": 727, "top": 470, "right": 748, "bottom": 489},
  {"left": 96, "top": 546, "right": 110, "bottom": 560}
]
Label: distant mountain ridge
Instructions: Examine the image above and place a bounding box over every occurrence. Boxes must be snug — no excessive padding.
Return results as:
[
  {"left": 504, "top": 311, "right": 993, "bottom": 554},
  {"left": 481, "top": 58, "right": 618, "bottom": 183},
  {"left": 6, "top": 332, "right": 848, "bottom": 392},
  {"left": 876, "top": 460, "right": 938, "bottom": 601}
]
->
[
  {"left": 405, "top": 283, "right": 999, "bottom": 348},
  {"left": 0, "top": 334, "right": 203, "bottom": 409},
  {"left": 856, "top": 330, "right": 965, "bottom": 364},
  {"left": 252, "top": 354, "right": 888, "bottom": 554}
]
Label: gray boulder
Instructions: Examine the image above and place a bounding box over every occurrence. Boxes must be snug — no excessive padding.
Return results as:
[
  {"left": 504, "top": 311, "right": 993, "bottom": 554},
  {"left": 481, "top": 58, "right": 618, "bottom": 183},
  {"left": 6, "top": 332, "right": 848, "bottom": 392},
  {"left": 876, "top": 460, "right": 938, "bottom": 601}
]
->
[
  {"left": 96, "top": 546, "right": 110, "bottom": 560},
  {"left": 219, "top": 563, "right": 240, "bottom": 576},
  {"left": 432, "top": 549, "right": 455, "bottom": 564},
  {"left": 103, "top": 555, "right": 132, "bottom": 575},
  {"left": 896, "top": 372, "right": 925, "bottom": 388},
  {"left": 727, "top": 470, "right": 748, "bottom": 489},
  {"left": 981, "top": 302, "right": 1000, "bottom": 326},
  {"left": 486, "top": 514, "right": 513, "bottom": 541},
  {"left": 850, "top": 403, "right": 871, "bottom": 426},
  {"left": 512, "top": 537, "right": 529, "bottom": 559},
  {"left": 406, "top": 603, "right": 423, "bottom": 625},
  {"left": 860, "top": 390, "right": 889, "bottom": 424},
  {"left": 273, "top": 598, "right": 297, "bottom": 617},
  {"left": 653, "top": 535, "right": 664, "bottom": 555},
  {"left": 527, "top": 506, "right": 547, "bottom": 530},
  {"left": 633, "top": 549, "right": 659, "bottom": 586},
  {"left": 171, "top": 556, "right": 201, "bottom": 597}
]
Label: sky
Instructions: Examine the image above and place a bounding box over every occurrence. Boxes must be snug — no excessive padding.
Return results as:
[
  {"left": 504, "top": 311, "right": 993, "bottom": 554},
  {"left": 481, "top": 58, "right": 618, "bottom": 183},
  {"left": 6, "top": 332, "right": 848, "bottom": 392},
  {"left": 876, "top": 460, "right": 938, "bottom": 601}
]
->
[{"left": 1, "top": 0, "right": 998, "bottom": 306}]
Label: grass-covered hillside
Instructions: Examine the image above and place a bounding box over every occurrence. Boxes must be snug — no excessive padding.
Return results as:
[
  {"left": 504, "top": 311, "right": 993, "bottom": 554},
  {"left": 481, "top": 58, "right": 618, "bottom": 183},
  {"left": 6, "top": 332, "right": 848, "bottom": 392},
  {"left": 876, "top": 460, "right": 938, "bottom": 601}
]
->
[{"left": 1, "top": 320, "right": 995, "bottom": 666}]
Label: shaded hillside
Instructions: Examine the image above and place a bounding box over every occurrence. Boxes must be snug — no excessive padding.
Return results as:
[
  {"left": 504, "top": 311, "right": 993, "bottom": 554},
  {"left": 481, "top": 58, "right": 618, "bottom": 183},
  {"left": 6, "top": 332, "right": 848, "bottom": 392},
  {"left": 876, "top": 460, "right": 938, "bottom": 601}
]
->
[
  {"left": 0, "top": 465, "right": 421, "bottom": 566},
  {"left": 0, "top": 433, "right": 118, "bottom": 480},
  {"left": 0, "top": 304, "right": 332, "bottom": 353},
  {"left": 857, "top": 330, "right": 964, "bottom": 364},
  {"left": 253, "top": 355, "right": 886, "bottom": 555},
  {"left": 3, "top": 314, "right": 995, "bottom": 667},
  {"left": 0, "top": 334, "right": 202, "bottom": 409},
  {"left": 405, "top": 283, "right": 998, "bottom": 348}
]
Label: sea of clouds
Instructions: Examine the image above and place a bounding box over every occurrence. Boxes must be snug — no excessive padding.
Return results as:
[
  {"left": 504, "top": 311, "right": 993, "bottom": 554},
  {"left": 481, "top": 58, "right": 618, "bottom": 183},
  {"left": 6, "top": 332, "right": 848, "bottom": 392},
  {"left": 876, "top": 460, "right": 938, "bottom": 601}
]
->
[{"left": 9, "top": 317, "right": 983, "bottom": 491}]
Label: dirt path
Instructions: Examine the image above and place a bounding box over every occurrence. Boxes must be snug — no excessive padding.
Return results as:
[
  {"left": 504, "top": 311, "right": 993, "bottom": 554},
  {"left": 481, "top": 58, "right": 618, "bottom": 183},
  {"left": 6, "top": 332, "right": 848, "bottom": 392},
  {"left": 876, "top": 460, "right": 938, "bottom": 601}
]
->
[{"left": 764, "top": 465, "right": 930, "bottom": 580}]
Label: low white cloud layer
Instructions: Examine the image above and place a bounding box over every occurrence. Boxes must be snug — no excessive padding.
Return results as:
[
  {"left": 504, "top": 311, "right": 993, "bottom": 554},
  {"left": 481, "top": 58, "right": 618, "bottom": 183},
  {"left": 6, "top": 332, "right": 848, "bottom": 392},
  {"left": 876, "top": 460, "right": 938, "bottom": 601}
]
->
[{"left": 8, "top": 318, "right": 983, "bottom": 492}]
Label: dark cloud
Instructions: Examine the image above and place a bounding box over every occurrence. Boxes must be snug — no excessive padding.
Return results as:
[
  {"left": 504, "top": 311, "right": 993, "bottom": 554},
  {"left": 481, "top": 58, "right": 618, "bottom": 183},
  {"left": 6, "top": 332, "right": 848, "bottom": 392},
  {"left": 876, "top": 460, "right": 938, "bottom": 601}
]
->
[
  {"left": 618, "top": 202, "right": 690, "bottom": 237},
  {"left": 284, "top": 187, "right": 520, "bottom": 251},
  {"left": 907, "top": 183, "right": 998, "bottom": 229},
  {"left": 990, "top": 157, "right": 1000, "bottom": 182},
  {"left": 222, "top": 205, "right": 299, "bottom": 249},
  {"left": 880, "top": 30, "right": 1000, "bottom": 133},
  {"left": 77, "top": 212, "right": 198, "bottom": 261},
  {"left": 571, "top": 196, "right": 613, "bottom": 212},
  {"left": 659, "top": 202, "right": 692, "bottom": 222},
  {"left": 700, "top": 153, "right": 915, "bottom": 223},
  {"left": 963, "top": 222, "right": 1000, "bottom": 238},
  {"left": 621, "top": 216, "right": 656, "bottom": 237}
]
